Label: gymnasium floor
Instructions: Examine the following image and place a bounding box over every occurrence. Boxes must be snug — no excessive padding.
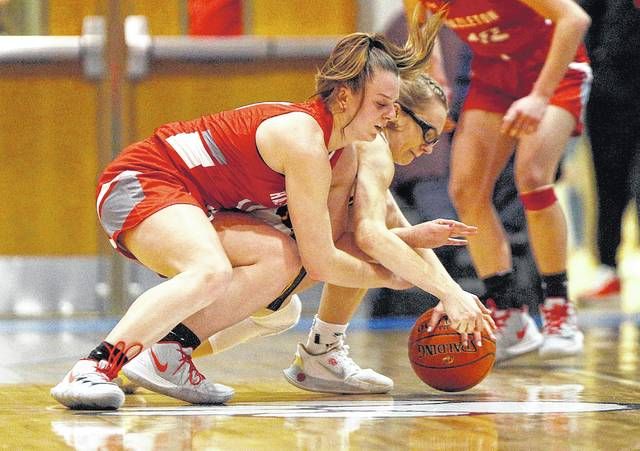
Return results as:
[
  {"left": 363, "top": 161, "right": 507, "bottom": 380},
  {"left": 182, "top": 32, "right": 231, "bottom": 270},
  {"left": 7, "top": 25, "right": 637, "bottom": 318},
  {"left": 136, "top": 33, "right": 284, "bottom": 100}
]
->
[{"left": 1, "top": 286, "right": 639, "bottom": 451}]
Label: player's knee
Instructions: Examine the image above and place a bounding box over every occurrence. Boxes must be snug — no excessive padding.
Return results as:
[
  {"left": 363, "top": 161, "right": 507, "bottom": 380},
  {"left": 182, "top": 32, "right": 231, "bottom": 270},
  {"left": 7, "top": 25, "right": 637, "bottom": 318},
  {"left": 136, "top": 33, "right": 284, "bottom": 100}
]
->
[
  {"left": 515, "top": 166, "right": 547, "bottom": 193},
  {"left": 251, "top": 294, "right": 302, "bottom": 336},
  {"left": 519, "top": 185, "right": 558, "bottom": 211},
  {"left": 448, "top": 178, "right": 491, "bottom": 214},
  {"left": 190, "top": 262, "right": 233, "bottom": 305},
  {"left": 282, "top": 243, "right": 302, "bottom": 278}
]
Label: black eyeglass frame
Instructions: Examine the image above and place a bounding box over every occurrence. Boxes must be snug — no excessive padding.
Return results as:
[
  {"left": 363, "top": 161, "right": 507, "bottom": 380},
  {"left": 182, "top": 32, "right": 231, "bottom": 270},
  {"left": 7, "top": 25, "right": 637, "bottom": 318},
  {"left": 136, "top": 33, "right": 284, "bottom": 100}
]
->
[{"left": 398, "top": 103, "right": 440, "bottom": 145}]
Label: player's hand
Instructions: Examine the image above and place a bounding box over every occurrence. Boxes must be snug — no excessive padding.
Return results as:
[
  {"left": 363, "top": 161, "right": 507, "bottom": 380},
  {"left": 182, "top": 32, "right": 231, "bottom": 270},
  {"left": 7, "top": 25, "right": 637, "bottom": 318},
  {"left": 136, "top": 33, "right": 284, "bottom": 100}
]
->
[
  {"left": 501, "top": 94, "right": 549, "bottom": 138},
  {"left": 406, "top": 219, "right": 478, "bottom": 248},
  {"left": 433, "top": 293, "right": 496, "bottom": 347}
]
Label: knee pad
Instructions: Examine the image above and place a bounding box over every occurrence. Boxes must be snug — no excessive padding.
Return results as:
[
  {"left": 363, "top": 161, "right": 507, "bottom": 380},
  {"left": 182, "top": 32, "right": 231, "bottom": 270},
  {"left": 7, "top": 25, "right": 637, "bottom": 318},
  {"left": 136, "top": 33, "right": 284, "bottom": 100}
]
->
[
  {"left": 251, "top": 294, "right": 302, "bottom": 335},
  {"left": 520, "top": 185, "right": 557, "bottom": 211},
  {"left": 208, "top": 294, "right": 302, "bottom": 355}
]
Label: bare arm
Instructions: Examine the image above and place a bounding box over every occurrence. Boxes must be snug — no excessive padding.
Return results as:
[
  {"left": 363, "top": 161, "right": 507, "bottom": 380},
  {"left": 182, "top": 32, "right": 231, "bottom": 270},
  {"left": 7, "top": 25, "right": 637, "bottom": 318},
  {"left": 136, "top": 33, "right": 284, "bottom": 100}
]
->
[
  {"left": 523, "top": 0, "right": 591, "bottom": 99},
  {"left": 503, "top": 0, "right": 591, "bottom": 136},
  {"left": 256, "top": 113, "right": 401, "bottom": 288},
  {"left": 352, "top": 140, "right": 465, "bottom": 300},
  {"left": 387, "top": 191, "right": 477, "bottom": 248}
]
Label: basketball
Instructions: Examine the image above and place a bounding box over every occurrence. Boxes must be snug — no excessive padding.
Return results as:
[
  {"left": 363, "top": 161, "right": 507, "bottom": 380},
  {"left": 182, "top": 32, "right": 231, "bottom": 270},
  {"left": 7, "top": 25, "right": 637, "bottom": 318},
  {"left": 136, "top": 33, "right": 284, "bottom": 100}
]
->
[{"left": 408, "top": 308, "right": 496, "bottom": 392}]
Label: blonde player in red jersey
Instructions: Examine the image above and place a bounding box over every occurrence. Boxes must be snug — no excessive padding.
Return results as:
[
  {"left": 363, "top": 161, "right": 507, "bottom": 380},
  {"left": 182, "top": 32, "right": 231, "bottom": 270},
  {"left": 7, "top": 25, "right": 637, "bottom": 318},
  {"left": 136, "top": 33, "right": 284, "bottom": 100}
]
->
[
  {"left": 407, "top": 0, "right": 592, "bottom": 362},
  {"left": 52, "top": 12, "right": 491, "bottom": 410}
]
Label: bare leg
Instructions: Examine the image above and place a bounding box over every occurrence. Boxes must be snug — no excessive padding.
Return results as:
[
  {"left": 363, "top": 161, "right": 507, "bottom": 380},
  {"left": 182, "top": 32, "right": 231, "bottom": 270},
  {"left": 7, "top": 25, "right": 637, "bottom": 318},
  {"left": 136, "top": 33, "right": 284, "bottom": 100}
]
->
[
  {"left": 515, "top": 106, "right": 575, "bottom": 274},
  {"left": 448, "top": 110, "right": 516, "bottom": 278},
  {"left": 317, "top": 285, "right": 368, "bottom": 324},
  {"left": 106, "top": 204, "right": 234, "bottom": 351},
  {"left": 182, "top": 211, "right": 301, "bottom": 340}
]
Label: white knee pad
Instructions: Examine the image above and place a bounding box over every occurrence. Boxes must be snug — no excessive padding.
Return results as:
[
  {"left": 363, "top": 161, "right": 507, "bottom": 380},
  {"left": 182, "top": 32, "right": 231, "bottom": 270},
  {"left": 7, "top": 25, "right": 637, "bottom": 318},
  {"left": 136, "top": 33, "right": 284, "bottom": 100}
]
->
[
  {"left": 251, "top": 293, "right": 302, "bottom": 333},
  {"left": 209, "top": 294, "right": 302, "bottom": 354}
]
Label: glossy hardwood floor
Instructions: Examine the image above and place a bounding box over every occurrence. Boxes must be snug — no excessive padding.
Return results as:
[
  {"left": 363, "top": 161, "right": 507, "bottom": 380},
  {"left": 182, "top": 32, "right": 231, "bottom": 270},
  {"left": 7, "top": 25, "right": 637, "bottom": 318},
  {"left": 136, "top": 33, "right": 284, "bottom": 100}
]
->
[{"left": 1, "top": 300, "right": 639, "bottom": 451}]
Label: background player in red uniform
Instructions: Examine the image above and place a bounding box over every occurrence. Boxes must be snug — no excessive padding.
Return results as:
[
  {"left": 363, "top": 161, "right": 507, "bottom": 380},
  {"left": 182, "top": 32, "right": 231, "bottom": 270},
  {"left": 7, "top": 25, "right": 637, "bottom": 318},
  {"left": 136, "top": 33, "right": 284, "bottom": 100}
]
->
[
  {"left": 52, "top": 14, "right": 492, "bottom": 410},
  {"left": 409, "top": 0, "right": 592, "bottom": 362}
]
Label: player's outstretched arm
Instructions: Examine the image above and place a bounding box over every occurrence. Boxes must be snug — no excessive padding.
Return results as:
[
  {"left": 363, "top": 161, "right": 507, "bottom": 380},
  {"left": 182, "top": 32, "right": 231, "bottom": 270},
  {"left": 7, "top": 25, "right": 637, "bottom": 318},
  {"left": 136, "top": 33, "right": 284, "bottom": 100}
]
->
[{"left": 351, "top": 140, "right": 493, "bottom": 338}]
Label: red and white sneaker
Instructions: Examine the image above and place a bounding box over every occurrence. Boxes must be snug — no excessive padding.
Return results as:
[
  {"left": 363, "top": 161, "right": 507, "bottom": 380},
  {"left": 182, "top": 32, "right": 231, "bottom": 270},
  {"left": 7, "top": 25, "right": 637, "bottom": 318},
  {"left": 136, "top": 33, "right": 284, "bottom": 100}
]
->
[
  {"left": 539, "top": 298, "right": 584, "bottom": 359},
  {"left": 122, "top": 341, "right": 234, "bottom": 404},
  {"left": 51, "top": 341, "right": 142, "bottom": 410},
  {"left": 283, "top": 341, "right": 393, "bottom": 394},
  {"left": 577, "top": 265, "right": 621, "bottom": 301},
  {"left": 487, "top": 300, "right": 543, "bottom": 363}
]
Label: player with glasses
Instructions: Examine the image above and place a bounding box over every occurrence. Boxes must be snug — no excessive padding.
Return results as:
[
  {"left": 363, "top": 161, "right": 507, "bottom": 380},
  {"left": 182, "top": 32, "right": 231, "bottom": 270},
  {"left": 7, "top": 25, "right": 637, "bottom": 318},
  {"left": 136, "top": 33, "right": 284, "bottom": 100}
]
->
[
  {"left": 282, "top": 73, "right": 493, "bottom": 394},
  {"left": 398, "top": 102, "right": 440, "bottom": 146}
]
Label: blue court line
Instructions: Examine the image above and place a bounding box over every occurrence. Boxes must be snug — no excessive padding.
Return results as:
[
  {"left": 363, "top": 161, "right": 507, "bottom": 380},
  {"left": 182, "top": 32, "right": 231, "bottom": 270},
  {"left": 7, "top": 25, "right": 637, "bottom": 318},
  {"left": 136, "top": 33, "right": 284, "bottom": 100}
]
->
[
  {"left": 0, "top": 311, "right": 637, "bottom": 334},
  {"left": 0, "top": 318, "right": 119, "bottom": 334},
  {"left": 0, "top": 317, "right": 415, "bottom": 334}
]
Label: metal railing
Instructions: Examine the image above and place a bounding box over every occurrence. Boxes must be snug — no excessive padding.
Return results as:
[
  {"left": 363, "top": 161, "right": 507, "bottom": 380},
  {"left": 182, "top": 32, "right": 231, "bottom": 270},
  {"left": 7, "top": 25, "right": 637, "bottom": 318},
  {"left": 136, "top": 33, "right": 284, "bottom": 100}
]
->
[
  {"left": 124, "top": 16, "right": 337, "bottom": 79},
  {"left": 0, "top": 16, "right": 105, "bottom": 79}
]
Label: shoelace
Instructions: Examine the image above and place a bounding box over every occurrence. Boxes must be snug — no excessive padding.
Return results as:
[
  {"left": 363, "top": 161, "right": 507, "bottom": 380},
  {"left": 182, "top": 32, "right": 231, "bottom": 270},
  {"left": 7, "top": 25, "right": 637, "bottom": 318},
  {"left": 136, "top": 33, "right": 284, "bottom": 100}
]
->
[
  {"left": 329, "top": 343, "right": 361, "bottom": 375},
  {"left": 97, "top": 341, "right": 143, "bottom": 381},
  {"left": 541, "top": 303, "right": 569, "bottom": 335},
  {"left": 174, "top": 347, "right": 205, "bottom": 386},
  {"left": 79, "top": 369, "right": 113, "bottom": 384},
  {"left": 486, "top": 300, "right": 510, "bottom": 332}
]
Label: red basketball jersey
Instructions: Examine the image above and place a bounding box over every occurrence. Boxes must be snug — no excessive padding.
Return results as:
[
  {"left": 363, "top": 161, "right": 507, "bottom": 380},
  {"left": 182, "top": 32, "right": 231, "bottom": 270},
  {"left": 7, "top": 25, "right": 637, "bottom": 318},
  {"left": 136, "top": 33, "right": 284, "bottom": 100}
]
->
[
  {"left": 422, "top": 0, "right": 587, "bottom": 61},
  {"left": 100, "top": 98, "right": 340, "bottom": 213}
]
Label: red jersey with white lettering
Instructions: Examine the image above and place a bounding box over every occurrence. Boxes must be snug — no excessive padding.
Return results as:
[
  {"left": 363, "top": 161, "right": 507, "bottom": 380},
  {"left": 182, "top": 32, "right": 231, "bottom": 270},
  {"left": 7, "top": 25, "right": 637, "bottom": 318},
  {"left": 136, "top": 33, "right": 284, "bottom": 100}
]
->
[
  {"left": 422, "top": 0, "right": 587, "bottom": 60},
  {"left": 421, "top": 0, "right": 591, "bottom": 133},
  {"left": 96, "top": 98, "right": 342, "bottom": 257}
]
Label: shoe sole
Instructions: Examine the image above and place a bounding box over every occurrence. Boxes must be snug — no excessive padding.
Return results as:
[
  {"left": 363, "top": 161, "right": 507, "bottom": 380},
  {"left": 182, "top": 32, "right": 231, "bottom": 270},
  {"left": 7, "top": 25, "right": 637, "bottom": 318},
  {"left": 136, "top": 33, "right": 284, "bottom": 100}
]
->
[
  {"left": 495, "top": 334, "right": 544, "bottom": 364},
  {"left": 51, "top": 387, "right": 124, "bottom": 410},
  {"left": 539, "top": 347, "right": 584, "bottom": 360},
  {"left": 123, "top": 361, "right": 234, "bottom": 405},
  {"left": 539, "top": 333, "right": 585, "bottom": 360},
  {"left": 282, "top": 365, "right": 392, "bottom": 395}
]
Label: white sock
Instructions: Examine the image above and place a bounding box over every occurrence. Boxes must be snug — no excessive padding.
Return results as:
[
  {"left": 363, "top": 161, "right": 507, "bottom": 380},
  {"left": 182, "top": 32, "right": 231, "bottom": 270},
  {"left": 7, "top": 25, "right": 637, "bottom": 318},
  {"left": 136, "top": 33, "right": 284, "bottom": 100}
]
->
[{"left": 305, "top": 315, "right": 348, "bottom": 354}]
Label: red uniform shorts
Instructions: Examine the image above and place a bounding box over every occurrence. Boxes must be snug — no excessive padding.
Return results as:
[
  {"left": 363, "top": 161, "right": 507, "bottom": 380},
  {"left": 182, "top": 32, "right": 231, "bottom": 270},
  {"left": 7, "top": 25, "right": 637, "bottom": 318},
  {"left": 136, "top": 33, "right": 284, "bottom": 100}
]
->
[
  {"left": 463, "top": 52, "right": 592, "bottom": 135},
  {"left": 96, "top": 168, "right": 205, "bottom": 260}
]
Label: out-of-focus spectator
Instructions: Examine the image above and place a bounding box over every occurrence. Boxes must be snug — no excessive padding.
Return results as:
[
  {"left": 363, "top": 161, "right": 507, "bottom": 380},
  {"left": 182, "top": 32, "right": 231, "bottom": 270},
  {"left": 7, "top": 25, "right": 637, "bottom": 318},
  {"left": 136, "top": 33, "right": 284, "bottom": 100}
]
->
[{"left": 577, "top": 0, "right": 640, "bottom": 301}]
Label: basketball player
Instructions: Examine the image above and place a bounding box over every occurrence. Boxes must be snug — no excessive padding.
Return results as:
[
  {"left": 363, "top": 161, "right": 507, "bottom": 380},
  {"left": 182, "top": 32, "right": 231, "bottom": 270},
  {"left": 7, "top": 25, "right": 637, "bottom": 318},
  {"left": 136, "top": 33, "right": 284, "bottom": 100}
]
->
[
  {"left": 283, "top": 74, "right": 498, "bottom": 393},
  {"left": 408, "top": 0, "right": 592, "bottom": 362},
  {"left": 52, "top": 12, "right": 490, "bottom": 410},
  {"left": 118, "top": 73, "right": 494, "bottom": 400}
]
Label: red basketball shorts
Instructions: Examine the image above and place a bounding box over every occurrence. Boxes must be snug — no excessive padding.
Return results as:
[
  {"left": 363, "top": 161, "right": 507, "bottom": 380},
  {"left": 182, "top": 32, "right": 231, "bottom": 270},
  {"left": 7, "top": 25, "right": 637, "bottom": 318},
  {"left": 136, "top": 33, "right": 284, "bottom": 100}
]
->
[
  {"left": 96, "top": 168, "right": 205, "bottom": 260},
  {"left": 463, "top": 54, "right": 592, "bottom": 135}
]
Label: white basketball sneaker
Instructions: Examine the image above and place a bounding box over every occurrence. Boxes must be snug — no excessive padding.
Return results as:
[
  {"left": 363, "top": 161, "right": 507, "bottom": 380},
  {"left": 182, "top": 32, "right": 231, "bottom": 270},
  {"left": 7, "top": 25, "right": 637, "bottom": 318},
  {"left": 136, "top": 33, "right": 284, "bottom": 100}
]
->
[
  {"left": 122, "top": 341, "right": 234, "bottom": 404},
  {"left": 283, "top": 342, "right": 393, "bottom": 394},
  {"left": 539, "top": 297, "right": 584, "bottom": 359},
  {"left": 51, "top": 359, "right": 126, "bottom": 410},
  {"left": 487, "top": 303, "right": 512, "bottom": 363},
  {"left": 488, "top": 300, "right": 543, "bottom": 363}
]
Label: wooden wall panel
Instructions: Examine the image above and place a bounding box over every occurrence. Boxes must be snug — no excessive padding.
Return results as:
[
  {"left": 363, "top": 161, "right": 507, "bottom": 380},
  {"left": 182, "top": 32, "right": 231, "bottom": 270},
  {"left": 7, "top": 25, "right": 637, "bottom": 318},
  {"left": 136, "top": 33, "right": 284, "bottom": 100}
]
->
[
  {"left": 0, "top": 75, "right": 99, "bottom": 255},
  {"left": 251, "top": 0, "right": 356, "bottom": 35},
  {"left": 1, "top": 0, "right": 354, "bottom": 256},
  {"left": 131, "top": 61, "right": 321, "bottom": 140},
  {"left": 127, "top": 0, "right": 184, "bottom": 35},
  {"left": 48, "top": 0, "right": 101, "bottom": 35}
]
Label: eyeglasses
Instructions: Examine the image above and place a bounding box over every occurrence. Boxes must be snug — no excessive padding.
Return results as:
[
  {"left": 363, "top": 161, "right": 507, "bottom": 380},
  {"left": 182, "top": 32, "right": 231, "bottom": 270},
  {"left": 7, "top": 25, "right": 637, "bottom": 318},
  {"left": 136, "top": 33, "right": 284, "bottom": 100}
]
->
[{"left": 398, "top": 103, "right": 440, "bottom": 145}]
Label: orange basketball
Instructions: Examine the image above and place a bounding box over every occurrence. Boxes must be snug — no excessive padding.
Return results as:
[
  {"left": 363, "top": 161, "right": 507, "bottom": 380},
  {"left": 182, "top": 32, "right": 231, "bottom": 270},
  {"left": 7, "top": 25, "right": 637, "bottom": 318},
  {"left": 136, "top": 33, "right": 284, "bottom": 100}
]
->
[{"left": 408, "top": 308, "right": 496, "bottom": 392}]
